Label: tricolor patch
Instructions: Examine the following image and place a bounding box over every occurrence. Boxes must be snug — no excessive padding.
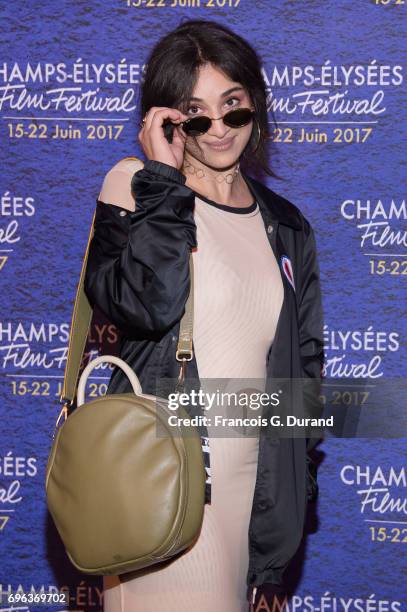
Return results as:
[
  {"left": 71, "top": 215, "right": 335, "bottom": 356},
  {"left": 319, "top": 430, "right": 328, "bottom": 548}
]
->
[{"left": 281, "top": 255, "right": 295, "bottom": 292}]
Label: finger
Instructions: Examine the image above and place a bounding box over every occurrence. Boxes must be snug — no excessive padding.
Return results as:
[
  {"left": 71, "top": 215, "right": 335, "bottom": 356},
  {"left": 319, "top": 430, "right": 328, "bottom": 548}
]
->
[
  {"left": 142, "top": 107, "right": 168, "bottom": 131},
  {"left": 172, "top": 125, "right": 187, "bottom": 148},
  {"left": 139, "top": 109, "right": 154, "bottom": 129},
  {"left": 148, "top": 107, "right": 189, "bottom": 132}
]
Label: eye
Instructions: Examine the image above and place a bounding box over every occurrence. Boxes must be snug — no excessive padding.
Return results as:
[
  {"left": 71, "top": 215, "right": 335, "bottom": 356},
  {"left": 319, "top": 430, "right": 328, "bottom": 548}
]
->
[
  {"left": 187, "top": 104, "right": 202, "bottom": 115},
  {"left": 224, "top": 97, "right": 241, "bottom": 108}
]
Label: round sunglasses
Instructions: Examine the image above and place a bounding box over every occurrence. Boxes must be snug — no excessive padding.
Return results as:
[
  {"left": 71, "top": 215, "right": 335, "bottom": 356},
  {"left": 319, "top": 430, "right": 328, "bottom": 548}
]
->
[{"left": 168, "top": 107, "right": 255, "bottom": 137}]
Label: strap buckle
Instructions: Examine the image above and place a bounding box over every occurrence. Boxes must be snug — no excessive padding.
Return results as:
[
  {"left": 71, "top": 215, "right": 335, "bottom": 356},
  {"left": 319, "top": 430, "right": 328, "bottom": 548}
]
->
[
  {"left": 55, "top": 403, "right": 69, "bottom": 426},
  {"left": 52, "top": 395, "right": 74, "bottom": 439},
  {"left": 175, "top": 349, "right": 193, "bottom": 361},
  {"left": 51, "top": 403, "right": 68, "bottom": 440},
  {"left": 174, "top": 351, "right": 193, "bottom": 393}
]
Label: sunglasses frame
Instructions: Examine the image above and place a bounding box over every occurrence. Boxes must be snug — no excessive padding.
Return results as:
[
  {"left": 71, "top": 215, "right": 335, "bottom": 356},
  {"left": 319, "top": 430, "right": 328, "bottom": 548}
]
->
[{"left": 176, "top": 107, "right": 256, "bottom": 136}]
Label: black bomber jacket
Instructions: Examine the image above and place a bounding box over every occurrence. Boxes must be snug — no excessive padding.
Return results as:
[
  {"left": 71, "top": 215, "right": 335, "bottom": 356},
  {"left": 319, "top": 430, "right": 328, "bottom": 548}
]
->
[{"left": 84, "top": 159, "right": 325, "bottom": 602}]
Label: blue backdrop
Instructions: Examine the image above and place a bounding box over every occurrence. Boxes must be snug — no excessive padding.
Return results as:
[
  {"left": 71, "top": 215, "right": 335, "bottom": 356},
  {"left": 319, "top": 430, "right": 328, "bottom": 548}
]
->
[{"left": 1, "top": 1, "right": 406, "bottom": 610}]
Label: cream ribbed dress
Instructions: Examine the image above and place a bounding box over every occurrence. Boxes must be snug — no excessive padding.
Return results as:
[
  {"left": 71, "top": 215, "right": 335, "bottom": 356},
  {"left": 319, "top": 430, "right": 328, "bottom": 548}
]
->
[{"left": 103, "top": 190, "right": 284, "bottom": 612}]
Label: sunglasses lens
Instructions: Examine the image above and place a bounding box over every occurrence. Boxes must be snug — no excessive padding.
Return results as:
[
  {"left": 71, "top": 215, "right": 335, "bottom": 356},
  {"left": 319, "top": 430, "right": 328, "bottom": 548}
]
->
[
  {"left": 223, "top": 108, "right": 254, "bottom": 128},
  {"left": 183, "top": 116, "right": 212, "bottom": 136}
]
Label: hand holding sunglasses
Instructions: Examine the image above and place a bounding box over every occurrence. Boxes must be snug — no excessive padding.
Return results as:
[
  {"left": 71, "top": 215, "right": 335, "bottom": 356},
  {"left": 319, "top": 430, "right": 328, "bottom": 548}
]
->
[{"left": 138, "top": 106, "right": 190, "bottom": 170}]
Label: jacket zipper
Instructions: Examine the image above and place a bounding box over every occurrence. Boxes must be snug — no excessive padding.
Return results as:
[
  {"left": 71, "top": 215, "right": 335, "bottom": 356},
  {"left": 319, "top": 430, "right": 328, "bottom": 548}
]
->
[{"left": 246, "top": 216, "right": 281, "bottom": 589}]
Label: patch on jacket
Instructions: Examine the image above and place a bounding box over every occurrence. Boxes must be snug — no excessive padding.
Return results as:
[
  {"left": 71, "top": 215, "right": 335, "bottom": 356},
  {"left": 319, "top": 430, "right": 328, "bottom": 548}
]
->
[
  {"left": 201, "top": 435, "right": 212, "bottom": 504},
  {"left": 281, "top": 255, "right": 295, "bottom": 292}
]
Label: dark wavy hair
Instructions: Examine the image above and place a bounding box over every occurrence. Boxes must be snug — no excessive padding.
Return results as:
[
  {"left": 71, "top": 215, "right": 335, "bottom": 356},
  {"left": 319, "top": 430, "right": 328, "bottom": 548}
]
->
[{"left": 139, "top": 19, "right": 281, "bottom": 180}]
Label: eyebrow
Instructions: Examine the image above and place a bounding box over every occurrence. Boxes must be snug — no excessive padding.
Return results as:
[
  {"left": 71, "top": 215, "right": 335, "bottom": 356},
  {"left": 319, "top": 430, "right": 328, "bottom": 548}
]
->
[{"left": 189, "top": 86, "right": 244, "bottom": 102}]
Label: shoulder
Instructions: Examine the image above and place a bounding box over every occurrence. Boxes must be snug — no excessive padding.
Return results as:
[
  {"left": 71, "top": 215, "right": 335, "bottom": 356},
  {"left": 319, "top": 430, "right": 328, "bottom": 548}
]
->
[
  {"left": 98, "top": 156, "right": 145, "bottom": 211},
  {"left": 246, "top": 175, "right": 312, "bottom": 236}
]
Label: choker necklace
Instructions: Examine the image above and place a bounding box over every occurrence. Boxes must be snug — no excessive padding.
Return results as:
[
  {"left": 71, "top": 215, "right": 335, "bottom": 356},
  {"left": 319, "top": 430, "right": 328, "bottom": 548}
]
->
[{"left": 182, "top": 159, "right": 240, "bottom": 184}]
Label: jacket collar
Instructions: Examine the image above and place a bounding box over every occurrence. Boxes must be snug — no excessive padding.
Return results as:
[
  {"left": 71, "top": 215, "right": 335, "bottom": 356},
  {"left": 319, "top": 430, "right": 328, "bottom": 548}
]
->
[{"left": 243, "top": 172, "right": 303, "bottom": 230}]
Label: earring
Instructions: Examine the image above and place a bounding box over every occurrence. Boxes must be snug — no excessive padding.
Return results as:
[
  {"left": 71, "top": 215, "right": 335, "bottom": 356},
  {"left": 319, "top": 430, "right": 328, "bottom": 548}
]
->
[{"left": 251, "top": 120, "right": 261, "bottom": 153}]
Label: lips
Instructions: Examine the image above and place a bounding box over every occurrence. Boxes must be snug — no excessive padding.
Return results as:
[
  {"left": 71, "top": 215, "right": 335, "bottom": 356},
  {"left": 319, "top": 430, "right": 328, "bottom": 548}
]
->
[{"left": 206, "top": 136, "right": 235, "bottom": 151}]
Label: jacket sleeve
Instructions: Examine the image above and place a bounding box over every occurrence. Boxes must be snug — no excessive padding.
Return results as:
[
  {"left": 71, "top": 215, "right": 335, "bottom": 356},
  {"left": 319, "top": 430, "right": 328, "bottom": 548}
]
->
[
  {"left": 84, "top": 159, "right": 197, "bottom": 340},
  {"left": 297, "top": 219, "right": 325, "bottom": 499}
]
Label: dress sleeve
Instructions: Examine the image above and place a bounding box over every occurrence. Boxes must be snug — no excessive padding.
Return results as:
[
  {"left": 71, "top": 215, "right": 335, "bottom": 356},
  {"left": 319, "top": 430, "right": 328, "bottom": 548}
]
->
[{"left": 84, "top": 159, "right": 197, "bottom": 340}]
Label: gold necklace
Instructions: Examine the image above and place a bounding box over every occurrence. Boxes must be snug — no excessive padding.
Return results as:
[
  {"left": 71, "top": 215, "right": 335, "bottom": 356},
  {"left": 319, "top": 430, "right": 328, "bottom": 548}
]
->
[{"left": 182, "top": 159, "right": 240, "bottom": 184}]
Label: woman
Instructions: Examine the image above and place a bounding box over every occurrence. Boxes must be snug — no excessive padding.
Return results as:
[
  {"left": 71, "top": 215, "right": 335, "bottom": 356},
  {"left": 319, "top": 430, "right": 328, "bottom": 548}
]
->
[{"left": 84, "top": 19, "right": 324, "bottom": 611}]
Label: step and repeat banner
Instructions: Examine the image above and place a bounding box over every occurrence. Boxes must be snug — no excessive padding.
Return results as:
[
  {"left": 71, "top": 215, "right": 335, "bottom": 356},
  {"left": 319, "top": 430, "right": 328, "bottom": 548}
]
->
[{"left": 1, "top": 1, "right": 406, "bottom": 611}]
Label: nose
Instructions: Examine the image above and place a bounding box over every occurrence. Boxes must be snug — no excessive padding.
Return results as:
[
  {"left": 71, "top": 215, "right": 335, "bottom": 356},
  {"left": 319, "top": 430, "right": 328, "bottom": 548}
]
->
[{"left": 207, "top": 117, "right": 229, "bottom": 139}]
